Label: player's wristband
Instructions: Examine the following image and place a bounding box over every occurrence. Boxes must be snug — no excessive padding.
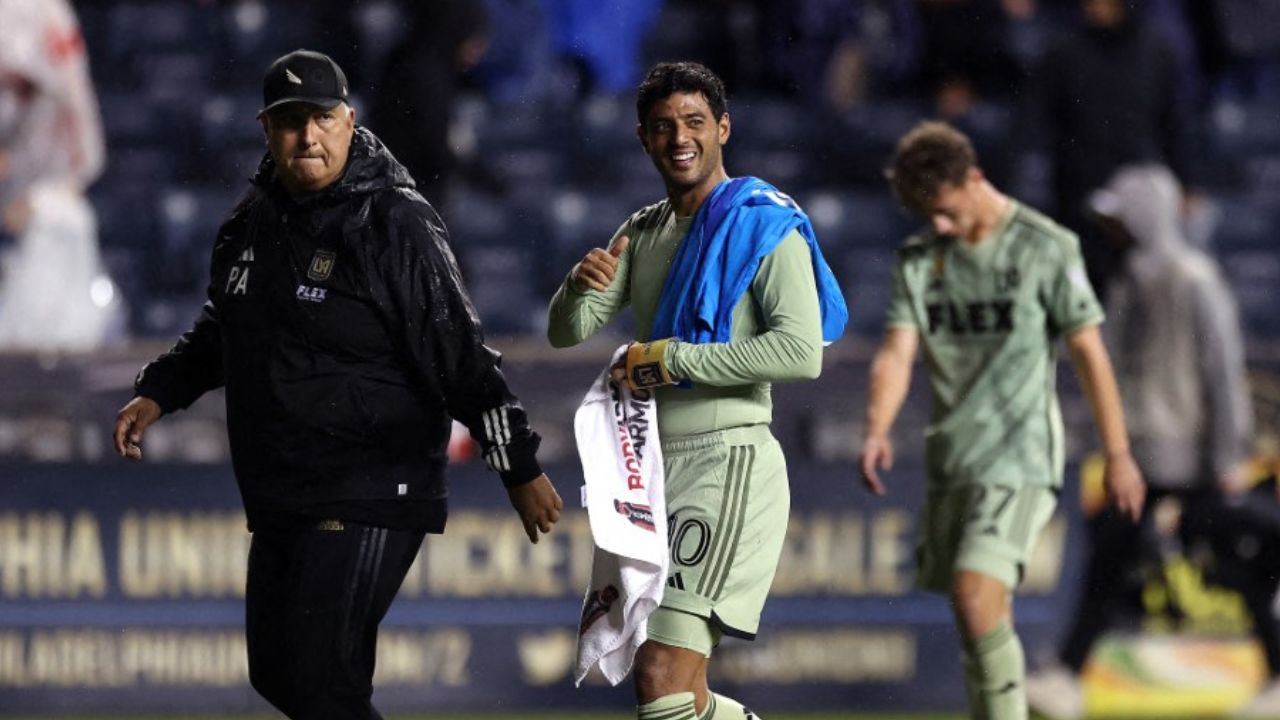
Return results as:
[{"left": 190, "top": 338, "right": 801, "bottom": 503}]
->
[{"left": 625, "top": 338, "right": 677, "bottom": 390}]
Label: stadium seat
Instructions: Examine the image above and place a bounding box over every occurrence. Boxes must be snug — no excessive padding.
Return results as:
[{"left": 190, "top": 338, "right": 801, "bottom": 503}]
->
[
  {"left": 821, "top": 100, "right": 928, "bottom": 187},
  {"left": 96, "top": 91, "right": 166, "bottom": 146},
  {"left": 480, "top": 100, "right": 571, "bottom": 156},
  {"left": 490, "top": 146, "right": 570, "bottom": 191},
  {"left": 570, "top": 93, "right": 646, "bottom": 185},
  {"left": 102, "top": 1, "right": 225, "bottom": 95},
  {"left": 458, "top": 244, "right": 544, "bottom": 335},
  {"left": 1220, "top": 249, "right": 1280, "bottom": 336},
  {"left": 446, "top": 187, "right": 520, "bottom": 246},
  {"left": 209, "top": 144, "right": 269, "bottom": 189},
  {"left": 731, "top": 148, "right": 812, "bottom": 193},
  {"left": 1243, "top": 151, "right": 1280, "bottom": 194},
  {"left": 89, "top": 185, "right": 157, "bottom": 257},
  {"left": 88, "top": 185, "right": 161, "bottom": 331},
  {"left": 731, "top": 95, "right": 815, "bottom": 152},
  {"left": 347, "top": 0, "right": 406, "bottom": 79},
  {"left": 544, "top": 189, "right": 636, "bottom": 275},
  {"left": 134, "top": 51, "right": 215, "bottom": 103},
  {"left": 199, "top": 93, "right": 270, "bottom": 149},
  {"left": 99, "top": 146, "right": 180, "bottom": 190},
  {"left": 222, "top": 0, "right": 313, "bottom": 67},
  {"left": 1211, "top": 100, "right": 1280, "bottom": 156},
  {"left": 155, "top": 188, "right": 236, "bottom": 294},
  {"left": 839, "top": 248, "right": 898, "bottom": 335},
  {"left": 802, "top": 189, "right": 913, "bottom": 252},
  {"left": 105, "top": 2, "right": 213, "bottom": 58},
  {"left": 1210, "top": 194, "right": 1280, "bottom": 251}
]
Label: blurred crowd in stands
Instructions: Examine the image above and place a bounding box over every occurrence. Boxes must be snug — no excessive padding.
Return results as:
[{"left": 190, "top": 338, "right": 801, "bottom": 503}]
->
[{"left": 1, "top": 0, "right": 1279, "bottom": 346}]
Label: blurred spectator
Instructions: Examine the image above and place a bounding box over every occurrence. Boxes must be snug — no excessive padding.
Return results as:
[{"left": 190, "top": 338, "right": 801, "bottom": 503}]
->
[
  {"left": 367, "top": 0, "right": 495, "bottom": 210},
  {"left": 757, "top": 0, "right": 872, "bottom": 110},
  {"left": 752, "top": 0, "right": 918, "bottom": 112},
  {"left": 645, "top": 0, "right": 919, "bottom": 112},
  {"left": 1196, "top": 0, "right": 1280, "bottom": 101},
  {"left": 545, "top": 0, "right": 663, "bottom": 96},
  {"left": 1020, "top": 0, "right": 1192, "bottom": 299},
  {"left": 0, "top": 0, "right": 125, "bottom": 352},
  {"left": 640, "top": 0, "right": 756, "bottom": 96},
  {"left": 474, "top": 0, "right": 560, "bottom": 105},
  {"left": 1025, "top": 164, "right": 1269, "bottom": 720},
  {"left": 914, "top": 0, "right": 1023, "bottom": 113}
]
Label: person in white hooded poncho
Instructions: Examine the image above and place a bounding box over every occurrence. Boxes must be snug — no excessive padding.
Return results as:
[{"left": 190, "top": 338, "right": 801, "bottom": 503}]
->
[
  {"left": 0, "top": 0, "right": 125, "bottom": 351},
  {"left": 1028, "top": 164, "right": 1276, "bottom": 719}
]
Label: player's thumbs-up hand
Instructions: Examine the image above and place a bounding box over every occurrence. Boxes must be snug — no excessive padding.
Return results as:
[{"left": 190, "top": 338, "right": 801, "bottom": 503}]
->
[
  {"left": 607, "top": 235, "right": 630, "bottom": 257},
  {"left": 571, "top": 235, "right": 630, "bottom": 292}
]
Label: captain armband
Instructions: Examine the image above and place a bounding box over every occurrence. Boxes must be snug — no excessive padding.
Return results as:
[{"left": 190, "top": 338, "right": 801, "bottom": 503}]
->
[{"left": 625, "top": 338, "right": 679, "bottom": 390}]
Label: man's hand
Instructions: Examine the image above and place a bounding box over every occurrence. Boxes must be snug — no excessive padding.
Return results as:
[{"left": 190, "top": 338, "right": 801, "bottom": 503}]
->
[
  {"left": 2, "top": 195, "right": 32, "bottom": 236},
  {"left": 113, "top": 396, "right": 162, "bottom": 461},
  {"left": 858, "top": 434, "right": 892, "bottom": 496},
  {"left": 571, "top": 235, "right": 630, "bottom": 292},
  {"left": 1104, "top": 451, "right": 1146, "bottom": 522},
  {"left": 507, "top": 474, "right": 563, "bottom": 544},
  {"left": 1217, "top": 462, "right": 1251, "bottom": 497}
]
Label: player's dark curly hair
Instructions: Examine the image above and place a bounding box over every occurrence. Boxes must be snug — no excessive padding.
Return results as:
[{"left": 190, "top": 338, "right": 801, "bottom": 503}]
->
[
  {"left": 886, "top": 121, "right": 977, "bottom": 213},
  {"left": 636, "top": 62, "right": 728, "bottom": 128}
]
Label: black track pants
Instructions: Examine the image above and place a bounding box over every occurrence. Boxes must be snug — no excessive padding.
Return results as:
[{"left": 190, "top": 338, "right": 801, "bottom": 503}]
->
[{"left": 246, "top": 521, "right": 426, "bottom": 720}]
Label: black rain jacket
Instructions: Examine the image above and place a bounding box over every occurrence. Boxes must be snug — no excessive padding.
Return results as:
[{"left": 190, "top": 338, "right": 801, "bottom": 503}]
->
[{"left": 134, "top": 127, "right": 541, "bottom": 531}]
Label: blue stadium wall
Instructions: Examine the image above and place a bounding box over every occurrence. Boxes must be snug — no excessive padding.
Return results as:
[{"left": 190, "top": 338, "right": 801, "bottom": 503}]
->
[
  {"left": 0, "top": 350, "right": 1275, "bottom": 714},
  {"left": 0, "top": 458, "right": 1080, "bottom": 714}
]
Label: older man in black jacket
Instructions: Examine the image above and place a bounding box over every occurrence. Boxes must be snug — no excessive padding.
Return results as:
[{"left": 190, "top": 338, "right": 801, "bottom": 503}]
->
[{"left": 111, "top": 49, "right": 562, "bottom": 720}]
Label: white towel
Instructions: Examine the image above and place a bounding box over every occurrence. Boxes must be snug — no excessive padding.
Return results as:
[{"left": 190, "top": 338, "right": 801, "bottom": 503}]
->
[{"left": 573, "top": 345, "right": 667, "bottom": 687}]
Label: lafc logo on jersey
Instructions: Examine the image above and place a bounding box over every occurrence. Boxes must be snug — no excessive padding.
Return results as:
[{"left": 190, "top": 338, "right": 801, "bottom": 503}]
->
[
  {"left": 926, "top": 300, "right": 1015, "bottom": 334},
  {"left": 995, "top": 267, "right": 1021, "bottom": 293},
  {"left": 307, "top": 250, "right": 336, "bottom": 282},
  {"left": 927, "top": 249, "right": 946, "bottom": 291}
]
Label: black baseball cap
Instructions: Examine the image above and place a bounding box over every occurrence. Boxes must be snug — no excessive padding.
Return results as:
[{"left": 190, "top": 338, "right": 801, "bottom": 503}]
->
[{"left": 259, "top": 49, "right": 349, "bottom": 116}]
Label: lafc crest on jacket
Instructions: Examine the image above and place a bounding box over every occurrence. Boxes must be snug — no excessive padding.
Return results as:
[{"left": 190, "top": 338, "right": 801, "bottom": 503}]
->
[{"left": 307, "top": 250, "right": 336, "bottom": 282}]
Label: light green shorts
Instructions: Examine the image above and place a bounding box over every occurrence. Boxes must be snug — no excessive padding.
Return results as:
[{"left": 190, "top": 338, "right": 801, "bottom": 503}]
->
[
  {"left": 647, "top": 606, "right": 721, "bottom": 657},
  {"left": 916, "top": 479, "right": 1059, "bottom": 593},
  {"left": 656, "top": 424, "right": 790, "bottom": 649}
]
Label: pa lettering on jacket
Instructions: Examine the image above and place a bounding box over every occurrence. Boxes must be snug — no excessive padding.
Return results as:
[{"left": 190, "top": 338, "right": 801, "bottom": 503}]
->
[{"left": 225, "top": 247, "right": 254, "bottom": 295}]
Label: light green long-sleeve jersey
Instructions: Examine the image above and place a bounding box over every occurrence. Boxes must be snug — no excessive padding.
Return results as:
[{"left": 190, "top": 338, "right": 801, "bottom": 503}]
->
[
  {"left": 885, "top": 201, "right": 1103, "bottom": 488},
  {"left": 547, "top": 199, "right": 824, "bottom": 439}
]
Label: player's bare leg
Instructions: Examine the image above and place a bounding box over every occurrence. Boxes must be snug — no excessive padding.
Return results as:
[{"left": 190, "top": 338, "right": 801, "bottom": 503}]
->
[
  {"left": 635, "top": 642, "right": 760, "bottom": 719},
  {"left": 635, "top": 641, "right": 703, "bottom": 720},
  {"left": 691, "top": 656, "right": 760, "bottom": 719}
]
